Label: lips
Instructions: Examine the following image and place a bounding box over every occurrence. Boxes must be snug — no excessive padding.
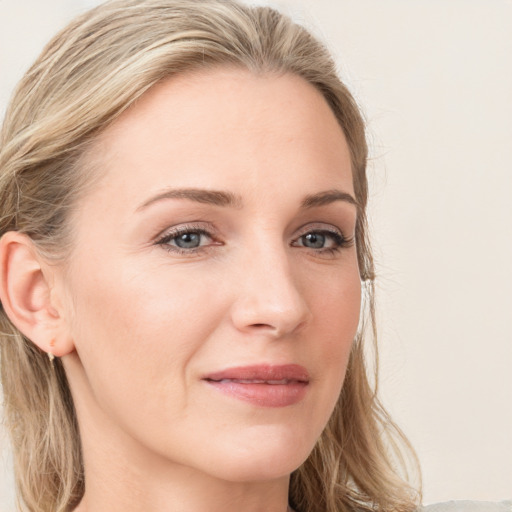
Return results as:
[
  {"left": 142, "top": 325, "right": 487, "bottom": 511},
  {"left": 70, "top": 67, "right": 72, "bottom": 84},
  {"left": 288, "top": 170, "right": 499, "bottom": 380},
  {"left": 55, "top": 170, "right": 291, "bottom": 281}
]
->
[{"left": 203, "top": 364, "right": 309, "bottom": 407}]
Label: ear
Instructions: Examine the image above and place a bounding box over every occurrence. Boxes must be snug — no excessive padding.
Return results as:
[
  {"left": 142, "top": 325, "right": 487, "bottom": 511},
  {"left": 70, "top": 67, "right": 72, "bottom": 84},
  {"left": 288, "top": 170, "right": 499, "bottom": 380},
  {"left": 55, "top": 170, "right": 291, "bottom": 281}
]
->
[{"left": 0, "top": 231, "right": 74, "bottom": 357}]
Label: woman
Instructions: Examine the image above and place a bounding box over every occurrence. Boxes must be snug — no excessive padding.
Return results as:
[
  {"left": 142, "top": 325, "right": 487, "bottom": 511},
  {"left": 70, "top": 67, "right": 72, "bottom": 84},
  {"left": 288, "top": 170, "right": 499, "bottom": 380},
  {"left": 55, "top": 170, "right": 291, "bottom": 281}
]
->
[{"left": 0, "top": 1, "right": 508, "bottom": 512}]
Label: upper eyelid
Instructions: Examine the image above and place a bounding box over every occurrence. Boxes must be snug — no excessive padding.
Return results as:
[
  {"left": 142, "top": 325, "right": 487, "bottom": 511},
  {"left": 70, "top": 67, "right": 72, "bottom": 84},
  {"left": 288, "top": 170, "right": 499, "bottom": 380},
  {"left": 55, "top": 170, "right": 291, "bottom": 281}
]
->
[
  {"left": 155, "top": 222, "right": 217, "bottom": 241},
  {"left": 293, "top": 222, "right": 346, "bottom": 238},
  {"left": 296, "top": 225, "right": 342, "bottom": 234}
]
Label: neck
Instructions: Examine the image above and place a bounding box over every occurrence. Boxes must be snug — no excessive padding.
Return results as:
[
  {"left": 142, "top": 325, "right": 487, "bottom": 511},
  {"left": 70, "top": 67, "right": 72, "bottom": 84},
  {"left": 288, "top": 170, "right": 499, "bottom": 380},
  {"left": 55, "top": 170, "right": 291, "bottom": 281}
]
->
[{"left": 75, "top": 459, "right": 291, "bottom": 512}]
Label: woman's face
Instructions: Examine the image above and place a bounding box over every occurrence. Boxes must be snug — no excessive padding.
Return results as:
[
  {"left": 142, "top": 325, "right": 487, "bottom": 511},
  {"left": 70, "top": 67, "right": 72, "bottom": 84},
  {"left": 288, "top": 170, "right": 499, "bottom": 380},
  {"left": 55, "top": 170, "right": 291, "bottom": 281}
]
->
[{"left": 59, "top": 68, "right": 361, "bottom": 482}]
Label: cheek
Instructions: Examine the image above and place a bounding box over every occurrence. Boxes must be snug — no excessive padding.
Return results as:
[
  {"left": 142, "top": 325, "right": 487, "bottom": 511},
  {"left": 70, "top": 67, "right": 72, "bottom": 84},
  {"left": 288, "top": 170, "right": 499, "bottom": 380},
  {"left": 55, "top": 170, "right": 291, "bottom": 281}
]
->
[
  {"left": 313, "top": 262, "right": 361, "bottom": 348},
  {"left": 64, "top": 259, "right": 225, "bottom": 416},
  {"left": 303, "top": 263, "right": 361, "bottom": 418}
]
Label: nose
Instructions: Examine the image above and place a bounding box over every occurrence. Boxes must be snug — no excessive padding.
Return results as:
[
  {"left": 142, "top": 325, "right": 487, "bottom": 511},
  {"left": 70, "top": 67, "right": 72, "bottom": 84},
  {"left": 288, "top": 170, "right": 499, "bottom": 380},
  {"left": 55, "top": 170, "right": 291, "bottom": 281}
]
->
[{"left": 229, "top": 245, "right": 312, "bottom": 338}]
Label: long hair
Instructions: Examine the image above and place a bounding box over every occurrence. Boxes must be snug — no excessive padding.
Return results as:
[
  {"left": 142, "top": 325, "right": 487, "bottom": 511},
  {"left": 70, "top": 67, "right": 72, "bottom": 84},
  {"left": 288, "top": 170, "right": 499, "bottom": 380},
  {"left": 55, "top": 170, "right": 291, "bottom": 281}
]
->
[{"left": 0, "top": 1, "right": 421, "bottom": 511}]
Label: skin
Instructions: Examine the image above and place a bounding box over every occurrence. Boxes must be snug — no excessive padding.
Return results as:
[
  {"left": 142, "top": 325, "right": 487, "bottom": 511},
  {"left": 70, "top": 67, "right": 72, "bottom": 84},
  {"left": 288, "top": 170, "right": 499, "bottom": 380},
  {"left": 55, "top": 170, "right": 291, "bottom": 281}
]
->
[{"left": 1, "top": 68, "right": 362, "bottom": 511}]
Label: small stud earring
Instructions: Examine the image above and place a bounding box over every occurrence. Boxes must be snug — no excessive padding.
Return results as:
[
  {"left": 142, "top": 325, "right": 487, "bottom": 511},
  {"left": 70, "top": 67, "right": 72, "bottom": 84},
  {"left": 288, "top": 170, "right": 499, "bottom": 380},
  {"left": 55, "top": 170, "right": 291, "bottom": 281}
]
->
[{"left": 48, "top": 339, "right": 56, "bottom": 362}]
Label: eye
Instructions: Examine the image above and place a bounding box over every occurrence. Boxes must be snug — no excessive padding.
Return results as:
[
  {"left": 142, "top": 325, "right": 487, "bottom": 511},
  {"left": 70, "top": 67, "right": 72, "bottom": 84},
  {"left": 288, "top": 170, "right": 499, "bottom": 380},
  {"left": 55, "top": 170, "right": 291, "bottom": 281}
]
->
[
  {"left": 173, "top": 231, "right": 204, "bottom": 249},
  {"left": 293, "top": 228, "right": 353, "bottom": 253},
  {"left": 301, "top": 232, "right": 329, "bottom": 249},
  {"left": 156, "top": 227, "right": 215, "bottom": 253}
]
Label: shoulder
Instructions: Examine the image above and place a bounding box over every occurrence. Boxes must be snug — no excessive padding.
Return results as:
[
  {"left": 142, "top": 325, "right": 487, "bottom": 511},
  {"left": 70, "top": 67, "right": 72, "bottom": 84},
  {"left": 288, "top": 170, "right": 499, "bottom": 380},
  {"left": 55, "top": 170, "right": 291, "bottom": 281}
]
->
[{"left": 420, "top": 501, "right": 512, "bottom": 512}]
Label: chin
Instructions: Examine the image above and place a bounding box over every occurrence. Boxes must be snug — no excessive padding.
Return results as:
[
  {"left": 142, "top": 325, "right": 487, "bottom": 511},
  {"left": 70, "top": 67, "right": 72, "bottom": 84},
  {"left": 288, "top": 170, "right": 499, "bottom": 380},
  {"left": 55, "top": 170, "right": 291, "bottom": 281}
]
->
[{"left": 194, "top": 425, "right": 315, "bottom": 483}]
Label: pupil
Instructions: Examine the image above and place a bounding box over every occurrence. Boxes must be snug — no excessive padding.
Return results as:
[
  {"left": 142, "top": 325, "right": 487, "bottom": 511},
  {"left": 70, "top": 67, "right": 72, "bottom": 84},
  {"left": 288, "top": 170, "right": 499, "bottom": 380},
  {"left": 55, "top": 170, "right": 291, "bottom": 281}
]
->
[
  {"left": 304, "top": 233, "right": 325, "bottom": 248},
  {"left": 176, "top": 232, "right": 200, "bottom": 248}
]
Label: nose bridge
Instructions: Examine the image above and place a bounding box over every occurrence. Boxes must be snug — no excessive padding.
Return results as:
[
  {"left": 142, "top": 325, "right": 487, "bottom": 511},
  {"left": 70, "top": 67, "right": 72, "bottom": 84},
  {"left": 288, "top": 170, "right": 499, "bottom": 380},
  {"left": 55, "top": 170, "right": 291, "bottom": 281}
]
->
[{"left": 230, "top": 234, "right": 311, "bottom": 336}]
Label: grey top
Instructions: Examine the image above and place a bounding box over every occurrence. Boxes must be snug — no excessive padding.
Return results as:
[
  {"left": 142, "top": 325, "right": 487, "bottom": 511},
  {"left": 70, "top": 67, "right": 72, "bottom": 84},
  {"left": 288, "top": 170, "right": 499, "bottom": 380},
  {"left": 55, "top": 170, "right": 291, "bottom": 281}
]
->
[{"left": 421, "top": 501, "right": 512, "bottom": 512}]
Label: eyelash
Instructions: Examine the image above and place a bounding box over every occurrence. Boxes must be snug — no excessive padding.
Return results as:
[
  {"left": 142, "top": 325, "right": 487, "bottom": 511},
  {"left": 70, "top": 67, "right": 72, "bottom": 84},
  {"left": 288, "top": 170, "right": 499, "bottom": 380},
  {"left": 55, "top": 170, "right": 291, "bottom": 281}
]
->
[{"left": 155, "top": 225, "right": 354, "bottom": 256}]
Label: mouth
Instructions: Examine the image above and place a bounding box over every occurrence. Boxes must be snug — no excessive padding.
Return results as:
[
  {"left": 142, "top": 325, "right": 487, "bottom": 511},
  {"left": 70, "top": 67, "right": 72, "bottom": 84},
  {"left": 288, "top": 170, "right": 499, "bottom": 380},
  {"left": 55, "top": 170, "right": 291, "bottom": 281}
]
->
[
  {"left": 209, "top": 378, "right": 302, "bottom": 384},
  {"left": 203, "top": 364, "right": 309, "bottom": 408}
]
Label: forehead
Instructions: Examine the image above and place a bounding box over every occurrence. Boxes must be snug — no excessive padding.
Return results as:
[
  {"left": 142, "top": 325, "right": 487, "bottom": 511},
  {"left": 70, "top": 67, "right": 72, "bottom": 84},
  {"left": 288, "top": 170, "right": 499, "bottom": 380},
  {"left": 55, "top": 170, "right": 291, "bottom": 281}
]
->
[{"left": 85, "top": 67, "right": 353, "bottom": 208}]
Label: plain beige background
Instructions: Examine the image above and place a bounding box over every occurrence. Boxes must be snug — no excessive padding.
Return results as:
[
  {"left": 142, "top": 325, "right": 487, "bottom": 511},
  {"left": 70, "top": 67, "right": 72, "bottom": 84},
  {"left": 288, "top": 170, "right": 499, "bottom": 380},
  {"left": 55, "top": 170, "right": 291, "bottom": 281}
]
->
[{"left": 1, "top": 0, "right": 511, "bottom": 509}]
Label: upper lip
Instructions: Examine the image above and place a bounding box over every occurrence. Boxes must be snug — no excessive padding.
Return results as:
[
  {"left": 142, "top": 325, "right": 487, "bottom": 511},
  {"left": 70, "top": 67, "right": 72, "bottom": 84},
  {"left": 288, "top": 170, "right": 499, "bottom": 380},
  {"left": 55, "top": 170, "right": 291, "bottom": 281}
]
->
[{"left": 203, "top": 364, "right": 310, "bottom": 383}]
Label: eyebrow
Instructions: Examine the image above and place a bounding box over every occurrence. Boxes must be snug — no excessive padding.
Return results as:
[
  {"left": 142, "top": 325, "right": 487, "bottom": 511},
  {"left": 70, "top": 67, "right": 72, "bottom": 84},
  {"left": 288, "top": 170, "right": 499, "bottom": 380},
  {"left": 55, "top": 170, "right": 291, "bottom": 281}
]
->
[
  {"left": 137, "top": 188, "right": 243, "bottom": 211},
  {"left": 137, "top": 187, "right": 358, "bottom": 211},
  {"left": 301, "top": 189, "right": 359, "bottom": 209}
]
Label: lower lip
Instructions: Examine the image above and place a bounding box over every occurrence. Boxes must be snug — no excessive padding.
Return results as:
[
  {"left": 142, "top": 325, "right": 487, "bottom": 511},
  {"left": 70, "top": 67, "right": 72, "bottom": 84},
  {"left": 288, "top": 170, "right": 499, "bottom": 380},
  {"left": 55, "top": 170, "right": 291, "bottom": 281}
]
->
[{"left": 205, "top": 380, "right": 308, "bottom": 407}]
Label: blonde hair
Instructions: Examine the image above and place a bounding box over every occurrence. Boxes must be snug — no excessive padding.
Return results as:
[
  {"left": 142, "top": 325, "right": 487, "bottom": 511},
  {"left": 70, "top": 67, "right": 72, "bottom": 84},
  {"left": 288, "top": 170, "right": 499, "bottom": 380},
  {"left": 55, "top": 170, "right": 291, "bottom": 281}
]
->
[{"left": 0, "top": 1, "right": 421, "bottom": 511}]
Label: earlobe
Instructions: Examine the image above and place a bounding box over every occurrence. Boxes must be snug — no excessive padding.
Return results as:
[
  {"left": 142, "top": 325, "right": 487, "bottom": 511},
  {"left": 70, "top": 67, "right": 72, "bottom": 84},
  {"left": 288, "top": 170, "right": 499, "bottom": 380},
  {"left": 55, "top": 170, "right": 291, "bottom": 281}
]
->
[{"left": 0, "top": 231, "right": 74, "bottom": 357}]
